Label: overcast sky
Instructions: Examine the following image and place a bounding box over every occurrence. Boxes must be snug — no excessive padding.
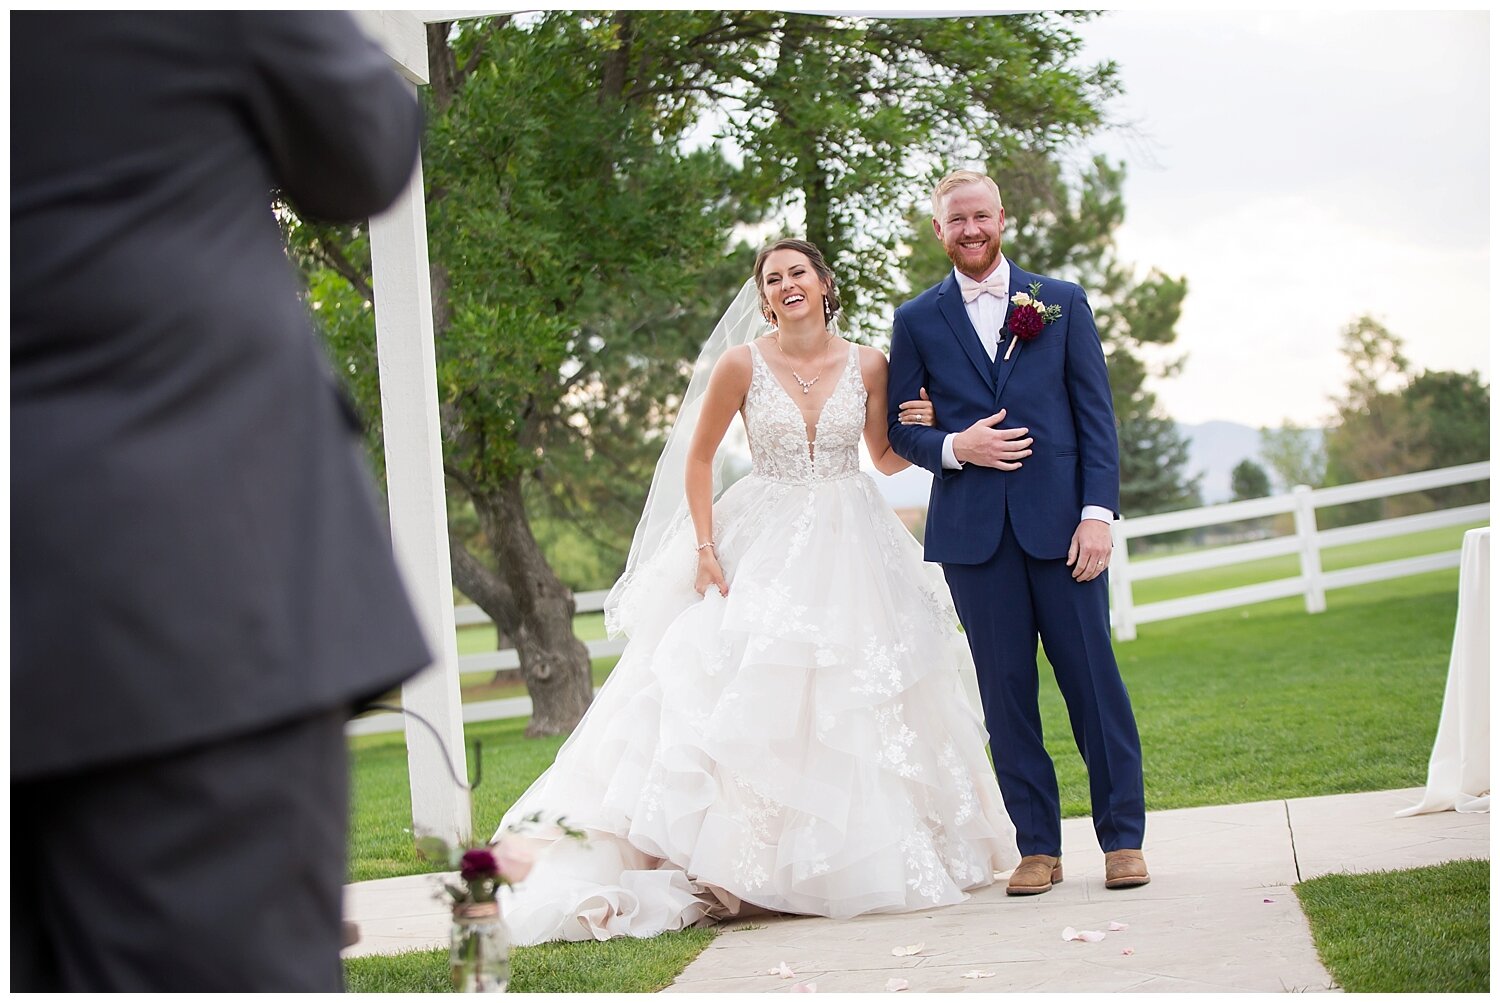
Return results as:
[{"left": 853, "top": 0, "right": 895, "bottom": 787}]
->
[{"left": 1068, "top": 9, "right": 1489, "bottom": 428}]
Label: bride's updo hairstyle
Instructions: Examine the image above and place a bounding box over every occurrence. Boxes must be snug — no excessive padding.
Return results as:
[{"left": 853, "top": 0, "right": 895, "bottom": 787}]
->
[{"left": 753, "top": 238, "right": 841, "bottom": 326}]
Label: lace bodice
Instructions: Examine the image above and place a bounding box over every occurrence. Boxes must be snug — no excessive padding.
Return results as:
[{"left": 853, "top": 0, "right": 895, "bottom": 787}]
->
[{"left": 744, "top": 341, "right": 866, "bottom": 483}]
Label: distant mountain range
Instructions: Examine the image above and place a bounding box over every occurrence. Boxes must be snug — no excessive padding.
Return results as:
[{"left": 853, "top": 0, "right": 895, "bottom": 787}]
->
[
  {"left": 873, "top": 421, "right": 1326, "bottom": 510},
  {"left": 1182, "top": 421, "right": 1279, "bottom": 503}
]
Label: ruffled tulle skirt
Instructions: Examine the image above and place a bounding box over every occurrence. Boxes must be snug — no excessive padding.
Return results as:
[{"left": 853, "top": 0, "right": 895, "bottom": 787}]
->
[{"left": 496, "top": 470, "right": 1017, "bottom": 945}]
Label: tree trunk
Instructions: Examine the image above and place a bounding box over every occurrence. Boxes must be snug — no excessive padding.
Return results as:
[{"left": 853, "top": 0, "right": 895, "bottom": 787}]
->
[
  {"left": 471, "top": 477, "right": 594, "bottom": 736},
  {"left": 600, "top": 12, "right": 636, "bottom": 104},
  {"left": 768, "top": 22, "right": 833, "bottom": 260},
  {"left": 449, "top": 540, "right": 519, "bottom": 684},
  {"left": 427, "top": 22, "right": 460, "bottom": 114},
  {"left": 804, "top": 164, "right": 831, "bottom": 257}
]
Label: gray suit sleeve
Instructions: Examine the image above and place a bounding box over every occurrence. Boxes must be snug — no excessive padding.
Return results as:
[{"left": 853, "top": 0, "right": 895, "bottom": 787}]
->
[{"left": 237, "top": 12, "right": 422, "bottom": 221}]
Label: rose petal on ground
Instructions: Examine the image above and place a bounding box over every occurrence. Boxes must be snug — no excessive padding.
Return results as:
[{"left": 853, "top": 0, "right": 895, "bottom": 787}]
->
[
  {"left": 768, "top": 962, "right": 796, "bottom": 978},
  {"left": 791, "top": 983, "right": 817, "bottom": 993},
  {"left": 1122, "top": 947, "right": 1135, "bottom": 956},
  {"left": 1062, "top": 927, "right": 1106, "bottom": 942},
  {"left": 886, "top": 978, "right": 909, "bottom": 992},
  {"left": 960, "top": 971, "right": 996, "bottom": 980},
  {"left": 1108, "top": 921, "right": 1129, "bottom": 932},
  {"left": 890, "top": 942, "right": 925, "bottom": 957},
  {"left": 1263, "top": 898, "right": 1275, "bottom": 904}
]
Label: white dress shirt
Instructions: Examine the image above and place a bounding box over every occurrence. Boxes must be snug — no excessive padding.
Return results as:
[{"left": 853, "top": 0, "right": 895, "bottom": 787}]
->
[{"left": 937, "top": 262, "right": 1112, "bottom": 525}]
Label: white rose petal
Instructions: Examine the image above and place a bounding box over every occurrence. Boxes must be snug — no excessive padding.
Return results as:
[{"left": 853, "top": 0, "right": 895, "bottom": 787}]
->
[
  {"left": 1062, "top": 927, "right": 1107, "bottom": 942},
  {"left": 890, "top": 942, "right": 925, "bottom": 957},
  {"left": 1108, "top": 921, "right": 1129, "bottom": 932},
  {"left": 960, "top": 971, "right": 996, "bottom": 979},
  {"left": 886, "top": 978, "right": 910, "bottom": 992}
]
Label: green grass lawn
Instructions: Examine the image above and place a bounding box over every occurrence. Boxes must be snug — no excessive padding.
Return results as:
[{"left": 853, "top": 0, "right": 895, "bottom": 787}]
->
[
  {"left": 1051, "top": 568, "right": 1458, "bottom": 816},
  {"left": 349, "top": 716, "right": 568, "bottom": 883},
  {"left": 344, "top": 928, "right": 716, "bottom": 993},
  {"left": 1295, "top": 859, "right": 1489, "bottom": 992}
]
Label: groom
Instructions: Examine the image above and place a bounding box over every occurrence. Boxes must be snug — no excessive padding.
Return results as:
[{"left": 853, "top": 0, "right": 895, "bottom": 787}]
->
[{"left": 887, "top": 170, "right": 1148, "bottom": 895}]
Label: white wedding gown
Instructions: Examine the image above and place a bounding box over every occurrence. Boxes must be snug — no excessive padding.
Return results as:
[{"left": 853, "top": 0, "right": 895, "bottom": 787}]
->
[{"left": 497, "top": 342, "right": 1017, "bottom": 944}]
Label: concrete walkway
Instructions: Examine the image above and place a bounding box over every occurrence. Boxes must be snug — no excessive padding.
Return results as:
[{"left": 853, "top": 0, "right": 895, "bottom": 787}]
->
[{"left": 342, "top": 788, "right": 1488, "bottom": 992}]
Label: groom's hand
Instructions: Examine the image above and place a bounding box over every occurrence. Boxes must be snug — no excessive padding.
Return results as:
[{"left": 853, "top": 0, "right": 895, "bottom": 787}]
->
[
  {"left": 952, "top": 408, "right": 1033, "bottom": 470},
  {"left": 1068, "top": 520, "right": 1113, "bottom": 582}
]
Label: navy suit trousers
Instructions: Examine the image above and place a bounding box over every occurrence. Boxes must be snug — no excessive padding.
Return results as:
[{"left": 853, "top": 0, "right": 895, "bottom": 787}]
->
[{"left": 943, "top": 518, "right": 1146, "bottom": 857}]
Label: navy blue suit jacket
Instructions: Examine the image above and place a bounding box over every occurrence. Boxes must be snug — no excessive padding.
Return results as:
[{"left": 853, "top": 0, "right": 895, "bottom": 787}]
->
[{"left": 887, "top": 261, "right": 1120, "bottom": 564}]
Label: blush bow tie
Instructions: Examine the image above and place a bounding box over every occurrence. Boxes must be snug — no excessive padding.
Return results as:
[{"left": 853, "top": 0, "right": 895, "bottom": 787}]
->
[{"left": 960, "top": 277, "right": 1008, "bottom": 304}]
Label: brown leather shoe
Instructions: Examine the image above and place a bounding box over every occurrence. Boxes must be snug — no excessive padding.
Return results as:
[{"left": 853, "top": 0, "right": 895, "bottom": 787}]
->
[
  {"left": 1104, "top": 849, "right": 1150, "bottom": 888},
  {"left": 1006, "top": 854, "right": 1063, "bottom": 895}
]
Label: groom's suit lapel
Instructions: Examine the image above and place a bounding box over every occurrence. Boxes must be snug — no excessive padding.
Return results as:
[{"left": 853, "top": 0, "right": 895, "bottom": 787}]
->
[
  {"left": 936, "top": 271, "right": 997, "bottom": 395},
  {"left": 992, "top": 259, "right": 1031, "bottom": 403}
]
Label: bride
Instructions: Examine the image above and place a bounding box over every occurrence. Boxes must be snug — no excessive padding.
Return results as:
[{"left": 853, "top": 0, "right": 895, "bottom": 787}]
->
[{"left": 496, "top": 239, "right": 1018, "bottom": 944}]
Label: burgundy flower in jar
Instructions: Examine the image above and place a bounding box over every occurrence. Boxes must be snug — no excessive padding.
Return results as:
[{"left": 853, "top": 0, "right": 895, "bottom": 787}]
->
[{"left": 459, "top": 848, "right": 500, "bottom": 882}]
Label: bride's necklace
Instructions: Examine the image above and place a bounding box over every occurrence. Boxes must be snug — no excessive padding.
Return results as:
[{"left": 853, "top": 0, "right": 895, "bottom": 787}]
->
[{"left": 773, "top": 331, "right": 836, "bottom": 395}]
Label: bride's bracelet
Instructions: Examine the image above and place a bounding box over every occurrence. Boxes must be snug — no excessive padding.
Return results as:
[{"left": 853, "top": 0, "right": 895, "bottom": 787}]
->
[{"left": 695, "top": 540, "right": 717, "bottom": 555}]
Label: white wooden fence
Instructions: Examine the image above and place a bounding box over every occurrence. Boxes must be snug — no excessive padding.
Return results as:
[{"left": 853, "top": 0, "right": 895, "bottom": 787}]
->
[
  {"left": 1108, "top": 461, "right": 1489, "bottom": 641},
  {"left": 454, "top": 588, "right": 621, "bottom": 674}
]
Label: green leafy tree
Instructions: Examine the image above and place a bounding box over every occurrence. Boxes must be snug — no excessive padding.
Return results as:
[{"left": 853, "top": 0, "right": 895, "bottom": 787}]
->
[
  {"left": 1229, "top": 458, "right": 1273, "bottom": 536},
  {"left": 1405, "top": 369, "right": 1489, "bottom": 470},
  {"left": 1323, "top": 316, "right": 1417, "bottom": 524},
  {"left": 1230, "top": 459, "right": 1271, "bottom": 501},
  {"left": 720, "top": 13, "right": 1118, "bottom": 322},
  {"left": 288, "top": 14, "right": 744, "bottom": 734},
  {"left": 1259, "top": 420, "right": 1327, "bottom": 492},
  {"left": 1404, "top": 369, "right": 1489, "bottom": 509},
  {"left": 901, "top": 151, "right": 1199, "bottom": 515},
  {"left": 1320, "top": 317, "right": 1489, "bottom": 522}
]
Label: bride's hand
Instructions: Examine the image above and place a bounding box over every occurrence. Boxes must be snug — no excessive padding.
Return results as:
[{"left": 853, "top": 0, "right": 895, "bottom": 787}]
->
[
  {"left": 897, "top": 387, "right": 934, "bottom": 426},
  {"left": 695, "top": 549, "right": 728, "bottom": 597}
]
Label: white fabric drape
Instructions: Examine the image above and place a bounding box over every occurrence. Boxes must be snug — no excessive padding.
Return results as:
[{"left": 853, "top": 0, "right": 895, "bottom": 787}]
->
[{"left": 1397, "top": 527, "right": 1489, "bottom": 816}]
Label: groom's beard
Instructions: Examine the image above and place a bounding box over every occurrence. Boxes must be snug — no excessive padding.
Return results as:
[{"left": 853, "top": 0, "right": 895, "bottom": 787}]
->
[{"left": 943, "top": 233, "right": 1000, "bottom": 278}]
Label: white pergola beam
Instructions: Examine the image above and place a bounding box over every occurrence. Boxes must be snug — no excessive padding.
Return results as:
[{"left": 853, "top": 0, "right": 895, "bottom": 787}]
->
[{"left": 353, "top": 11, "right": 430, "bottom": 84}]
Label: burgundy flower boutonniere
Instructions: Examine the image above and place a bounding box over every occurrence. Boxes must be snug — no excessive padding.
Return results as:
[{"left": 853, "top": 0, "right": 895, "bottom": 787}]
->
[{"left": 1002, "top": 282, "right": 1063, "bottom": 360}]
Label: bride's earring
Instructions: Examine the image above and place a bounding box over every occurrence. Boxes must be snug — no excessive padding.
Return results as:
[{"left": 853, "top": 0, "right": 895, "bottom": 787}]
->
[{"left": 822, "top": 296, "right": 833, "bottom": 324}]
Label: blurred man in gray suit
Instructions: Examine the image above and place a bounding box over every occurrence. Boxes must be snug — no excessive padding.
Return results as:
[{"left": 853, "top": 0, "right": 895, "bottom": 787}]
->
[{"left": 13, "top": 12, "right": 432, "bottom": 990}]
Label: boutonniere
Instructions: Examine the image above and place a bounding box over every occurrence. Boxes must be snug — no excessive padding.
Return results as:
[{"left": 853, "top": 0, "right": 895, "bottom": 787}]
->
[{"left": 1002, "top": 282, "right": 1063, "bottom": 360}]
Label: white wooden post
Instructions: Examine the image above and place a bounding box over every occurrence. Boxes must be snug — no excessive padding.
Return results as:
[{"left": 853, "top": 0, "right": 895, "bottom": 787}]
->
[
  {"left": 1110, "top": 519, "right": 1138, "bottom": 642},
  {"left": 358, "top": 10, "right": 473, "bottom": 846},
  {"left": 1292, "top": 484, "right": 1327, "bottom": 615},
  {"left": 369, "top": 149, "right": 473, "bottom": 845}
]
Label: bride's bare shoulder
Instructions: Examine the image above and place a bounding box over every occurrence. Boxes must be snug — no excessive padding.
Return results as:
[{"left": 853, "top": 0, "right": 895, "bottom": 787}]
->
[
  {"left": 715, "top": 343, "right": 754, "bottom": 373},
  {"left": 856, "top": 344, "right": 890, "bottom": 379},
  {"left": 707, "top": 344, "right": 754, "bottom": 395}
]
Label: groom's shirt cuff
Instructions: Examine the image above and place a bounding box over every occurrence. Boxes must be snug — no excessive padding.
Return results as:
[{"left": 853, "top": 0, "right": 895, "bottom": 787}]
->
[
  {"left": 1081, "top": 505, "right": 1114, "bottom": 524},
  {"left": 941, "top": 434, "right": 962, "bottom": 469}
]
